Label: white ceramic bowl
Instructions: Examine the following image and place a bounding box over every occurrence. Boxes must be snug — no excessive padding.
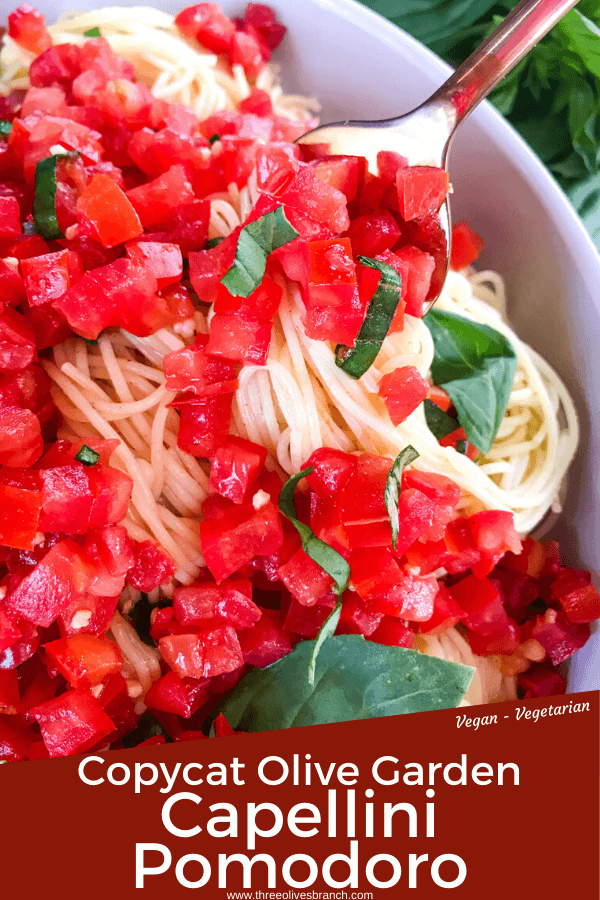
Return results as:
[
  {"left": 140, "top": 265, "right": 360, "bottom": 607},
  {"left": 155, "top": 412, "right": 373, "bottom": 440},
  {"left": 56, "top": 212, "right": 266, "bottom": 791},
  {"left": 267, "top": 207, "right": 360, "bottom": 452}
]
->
[{"left": 32, "top": 0, "right": 600, "bottom": 691}]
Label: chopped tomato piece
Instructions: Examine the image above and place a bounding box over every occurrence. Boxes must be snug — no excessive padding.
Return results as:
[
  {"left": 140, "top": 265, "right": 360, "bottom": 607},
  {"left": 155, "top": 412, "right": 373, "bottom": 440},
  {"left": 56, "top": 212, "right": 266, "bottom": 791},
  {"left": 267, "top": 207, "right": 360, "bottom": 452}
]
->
[
  {"left": 209, "top": 436, "right": 267, "bottom": 504},
  {"left": 0, "top": 469, "right": 42, "bottom": 551},
  {"left": 21, "top": 249, "right": 83, "bottom": 308},
  {"left": 466, "top": 510, "right": 522, "bottom": 578},
  {"left": 310, "top": 155, "right": 365, "bottom": 202},
  {"left": 378, "top": 365, "right": 429, "bottom": 426},
  {"left": 207, "top": 313, "right": 273, "bottom": 366},
  {"left": 201, "top": 625, "right": 243, "bottom": 677},
  {"left": 346, "top": 210, "right": 401, "bottom": 258},
  {"left": 127, "top": 541, "right": 176, "bottom": 592},
  {"left": 44, "top": 634, "right": 124, "bottom": 688},
  {"left": 419, "top": 584, "right": 466, "bottom": 634},
  {"left": 392, "top": 245, "right": 435, "bottom": 318},
  {"left": 126, "top": 164, "right": 195, "bottom": 231},
  {"left": 550, "top": 569, "right": 600, "bottom": 624},
  {"left": 77, "top": 174, "right": 143, "bottom": 249},
  {"left": 0, "top": 407, "right": 43, "bottom": 467},
  {"left": 518, "top": 661, "right": 566, "bottom": 698},
  {"left": 368, "top": 617, "right": 414, "bottom": 648},
  {"left": 0, "top": 195, "right": 21, "bottom": 240},
  {"left": 8, "top": 4, "right": 52, "bottom": 56},
  {"left": 304, "top": 447, "right": 356, "bottom": 499},
  {"left": 172, "top": 389, "right": 236, "bottom": 458},
  {"left": 531, "top": 608, "right": 590, "bottom": 665},
  {"left": 307, "top": 238, "right": 358, "bottom": 309},
  {"left": 396, "top": 166, "right": 449, "bottom": 221},
  {"left": 144, "top": 671, "right": 211, "bottom": 719},
  {"left": 164, "top": 336, "right": 236, "bottom": 396},
  {"left": 439, "top": 426, "right": 480, "bottom": 461},
  {"left": 278, "top": 547, "right": 333, "bottom": 606},
  {"left": 173, "top": 577, "right": 260, "bottom": 629},
  {"left": 450, "top": 220, "right": 484, "bottom": 270},
  {"left": 175, "top": 3, "right": 236, "bottom": 51},
  {"left": 39, "top": 463, "right": 93, "bottom": 534},
  {"left": 337, "top": 593, "right": 383, "bottom": 637},
  {"left": 159, "top": 633, "right": 206, "bottom": 681},
  {"left": 238, "top": 608, "right": 293, "bottom": 667},
  {"left": 29, "top": 690, "right": 116, "bottom": 757},
  {"left": 125, "top": 241, "right": 183, "bottom": 289},
  {"left": 0, "top": 307, "right": 37, "bottom": 372},
  {"left": 201, "top": 495, "right": 283, "bottom": 582}
]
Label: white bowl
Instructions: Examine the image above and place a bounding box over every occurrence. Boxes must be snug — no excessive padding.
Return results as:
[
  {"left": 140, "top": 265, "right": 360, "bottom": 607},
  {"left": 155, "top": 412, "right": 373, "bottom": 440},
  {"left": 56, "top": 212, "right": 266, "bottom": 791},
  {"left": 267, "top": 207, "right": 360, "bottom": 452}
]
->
[{"left": 33, "top": 0, "right": 600, "bottom": 691}]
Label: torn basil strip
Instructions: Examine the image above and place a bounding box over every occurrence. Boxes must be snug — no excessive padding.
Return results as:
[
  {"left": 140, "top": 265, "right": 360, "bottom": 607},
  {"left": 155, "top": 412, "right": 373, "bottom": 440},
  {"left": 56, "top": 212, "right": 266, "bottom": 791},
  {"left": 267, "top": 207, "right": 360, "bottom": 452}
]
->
[
  {"left": 0, "top": 121, "right": 12, "bottom": 136},
  {"left": 307, "top": 599, "right": 341, "bottom": 687},
  {"left": 279, "top": 466, "right": 350, "bottom": 596},
  {"left": 83, "top": 26, "right": 101, "bottom": 36},
  {"left": 33, "top": 153, "right": 79, "bottom": 240},
  {"left": 423, "top": 397, "right": 459, "bottom": 440},
  {"left": 221, "top": 205, "right": 299, "bottom": 298},
  {"left": 335, "top": 255, "right": 402, "bottom": 379},
  {"left": 423, "top": 307, "right": 517, "bottom": 454},
  {"left": 385, "top": 445, "right": 419, "bottom": 551}
]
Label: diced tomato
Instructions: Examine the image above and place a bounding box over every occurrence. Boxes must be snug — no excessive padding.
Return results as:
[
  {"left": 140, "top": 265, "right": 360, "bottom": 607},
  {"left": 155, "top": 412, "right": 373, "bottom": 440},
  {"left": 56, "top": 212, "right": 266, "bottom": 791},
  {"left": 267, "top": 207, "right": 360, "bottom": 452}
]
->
[
  {"left": 401, "top": 213, "right": 448, "bottom": 302},
  {"left": 127, "top": 165, "right": 195, "bottom": 231},
  {"left": 201, "top": 625, "right": 243, "bottom": 677},
  {"left": 531, "top": 608, "right": 590, "bottom": 665},
  {"left": 0, "top": 471, "right": 42, "bottom": 551},
  {"left": 207, "top": 313, "right": 273, "bottom": 366},
  {"left": 346, "top": 211, "right": 401, "bottom": 258},
  {"left": 21, "top": 249, "right": 83, "bottom": 308},
  {"left": 231, "top": 29, "right": 265, "bottom": 77},
  {"left": 145, "top": 671, "right": 211, "bottom": 719},
  {"left": 238, "top": 607, "right": 293, "bottom": 667},
  {"left": 239, "top": 89, "right": 273, "bottom": 117},
  {"left": 164, "top": 336, "right": 235, "bottom": 396},
  {"left": 0, "top": 259, "right": 26, "bottom": 307},
  {"left": 396, "top": 166, "right": 449, "bottom": 221},
  {"left": 159, "top": 633, "right": 206, "bottom": 680},
  {"left": 310, "top": 156, "right": 365, "bottom": 203},
  {"left": 5, "top": 538, "right": 95, "bottom": 627},
  {"left": 175, "top": 3, "right": 236, "bottom": 51},
  {"left": 39, "top": 463, "right": 93, "bottom": 534},
  {"left": 376, "top": 150, "right": 408, "bottom": 182},
  {"left": 336, "top": 592, "right": 382, "bottom": 637},
  {"left": 303, "top": 299, "right": 365, "bottom": 346},
  {"left": 77, "top": 174, "right": 143, "bottom": 249},
  {"left": 450, "top": 220, "right": 484, "bottom": 270},
  {"left": 378, "top": 365, "right": 428, "bottom": 426},
  {"left": 173, "top": 577, "right": 260, "bottom": 629},
  {"left": 282, "top": 592, "right": 335, "bottom": 638},
  {"left": 518, "top": 661, "right": 567, "bottom": 698},
  {"left": 0, "top": 195, "right": 21, "bottom": 240},
  {"left": 29, "top": 690, "right": 116, "bottom": 757},
  {"left": 44, "top": 634, "right": 123, "bottom": 688},
  {"left": 189, "top": 228, "right": 239, "bottom": 305},
  {"left": 29, "top": 43, "right": 82, "bottom": 88},
  {"left": 201, "top": 495, "right": 283, "bottom": 582},
  {"left": 0, "top": 307, "right": 37, "bottom": 372},
  {"left": 438, "top": 426, "right": 480, "bottom": 461},
  {"left": 449, "top": 573, "right": 511, "bottom": 637},
  {"left": 0, "top": 716, "right": 37, "bottom": 762},
  {"left": 488, "top": 568, "right": 538, "bottom": 625},
  {"left": 549, "top": 569, "right": 600, "bottom": 624},
  {"left": 500, "top": 536, "right": 560, "bottom": 579},
  {"left": 0, "top": 407, "right": 43, "bottom": 467},
  {"left": 8, "top": 5, "right": 52, "bottom": 56},
  {"left": 57, "top": 594, "right": 120, "bottom": 638},
  {"left": 264, "top": 162, "right": 350, "bottom": 234},
  {"left": 339, "top": 454, "right": 391, "bottom": 528},
  {"left": 419, "top": 583, "right": 466, "bottom": 634},
  {"left": 54, "top": 257, "right": 166, "bottom": 340},
  {"left": 125, "top": 241, "right": 183, "bottom": 289},
  {"left": 87, "top": 465, "right": 134, "bottom": 528},
  {"left": 209, "top": 436, "right": 267, "bottom": 504},
  {"left": 278, "top": 547, "right": 333, "bottom": 607},
  {"left": 350, "top": 548, "right": 402, "bottom": 603},
  {"left": 307, "top": 238, "right": 358, "bottom": 308},
  {"left": 244, "top": 4, "right": 286, "bottom": 50},
  {"left": 402, "top": 470, "right": 461, "bottom": 543},
  {"left": 214, "top": 276, "right": 282, "bottom": 321},
  {"left": 466, "top": 511, "right": 522, "bottom": 578},
  {"left": 127, "top": 541, "right": 176, "bottom": 592},
  {"left": 304, "top": 447, "right": 356, "bottom": 499},
  {"left": 467, "top": 617, "right": 520, "bottom": 656},
  {"left": 426, "top": 384, "right": 452, "bottom": 412},
  {"left": 368, "top": 616, "right": 414, "bottom": 648},
  {"left": 0, "top": 669, "right": 20, "bottom": 709},
  {"left": 369, "top": 572, "right": 439, "bottom": 622},
  {"left": 172, "top": 389, "right": 235, "bottom": 458},
  {"left": 392, "top": 245, "right": 435, "bottom": 318}
]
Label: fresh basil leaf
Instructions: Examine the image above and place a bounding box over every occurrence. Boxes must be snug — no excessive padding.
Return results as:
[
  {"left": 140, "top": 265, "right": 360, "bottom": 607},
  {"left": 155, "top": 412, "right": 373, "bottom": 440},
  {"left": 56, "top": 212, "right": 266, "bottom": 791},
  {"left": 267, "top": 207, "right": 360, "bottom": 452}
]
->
[
  {"left": 221, "top": 205, "right": 299, "bottom": 297},
  {"left": 74, "top": 444, "right": 100, "bottom": 466},
  {"left": 217, "top": 635, "right": 474, "bottom": 731},
  {"left": 84, "top": 26, "right": 101, "bottom": 37},
  {"left": 0, "top": 121, "right": 12, "bottom": 136},
  {"left": 385, "top": 445, "right": 419, "bottom": 551},
  {"left": 423, "top": 397, "right": 459, "bottom": 440},
  {"left": 456, "top": 440, "right": 468, "bottom": 455},
  {"left": 279, "top": 467, "right": 350, "bottom": 595},
  {"left": 424, "top": 308, "right": 517, "bottom": 454},
  {"left": 308, "top": 600, "right": 341, "bottom": 688},
  {"left": 335, "top": 255, "right": 401, "bottom": 379},
  {"left": 209, "top": 132, "right": 221, "bottom": 145},
  {"left": 122, "top": 712, "right": 171, "bottom": 748},
  {"left": 33, "top": 155, "right": 68, "bottom": 240},
  {"left": 206, "top": 236, "right": 225, "bottom": 249}
]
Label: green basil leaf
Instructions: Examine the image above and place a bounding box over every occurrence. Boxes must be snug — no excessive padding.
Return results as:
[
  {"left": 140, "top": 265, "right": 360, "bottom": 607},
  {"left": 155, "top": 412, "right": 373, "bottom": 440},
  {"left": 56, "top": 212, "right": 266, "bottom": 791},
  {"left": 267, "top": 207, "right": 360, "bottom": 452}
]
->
[
  {"left": 423, "top": 308, "right": 517, "bottom": 454},
  {"left": 209, "top": 132, "right": 221, "bottom": 145},
  {"left": 308, "top": 600, "right": 341, "bottom": 688},
  {"left": 122, "top": 711, "right": 171, "bottom": 748},
  {"left": 0, "top": 121, "right": 12, "bottom": 136},
  {"left": 84, "top": 26, "right": 101, "bottom": 37},
  {"left": 423, "top": 397, "right": 459, "bottom": 440},
  {"left": 335, "top": 255, "right": 401, "bottom": 379},
  {"left": 385, "top": 445, "right": 419, "bottom": 551},
  {"left": 456, "top": 440, "right": 468, "bottom": 455},
  {"left": 216, "top": 635, "right": 474, "bottom": 731},
  {"left": 74, "top": 444, "right": 100, "bottom": 466},
  {"left": 206, "top": 236, "right": 225, "bottom": 249},
  {"left": 279, "top": 467, "right": 350, "bottom": 596},
  {"left": 33, "top": 154, "right": 70, "bottom": 240},
  {"left": 221, "top": 205, "right": 299, "bottom": 297}
]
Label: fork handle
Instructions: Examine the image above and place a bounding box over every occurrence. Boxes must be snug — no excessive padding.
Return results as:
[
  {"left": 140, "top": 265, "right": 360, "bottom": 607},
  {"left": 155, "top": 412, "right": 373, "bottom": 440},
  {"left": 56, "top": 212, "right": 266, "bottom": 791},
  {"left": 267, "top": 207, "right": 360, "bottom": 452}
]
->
[{"left": 430, "top": 0, "right": 581, "bottom": 128}]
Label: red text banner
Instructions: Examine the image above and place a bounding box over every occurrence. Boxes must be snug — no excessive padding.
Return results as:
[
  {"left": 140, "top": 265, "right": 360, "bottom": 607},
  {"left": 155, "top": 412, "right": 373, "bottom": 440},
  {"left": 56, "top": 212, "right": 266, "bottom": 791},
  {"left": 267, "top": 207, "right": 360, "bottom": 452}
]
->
[{"left": 0, "top": 690, "right": 598, "bottom": 899}]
